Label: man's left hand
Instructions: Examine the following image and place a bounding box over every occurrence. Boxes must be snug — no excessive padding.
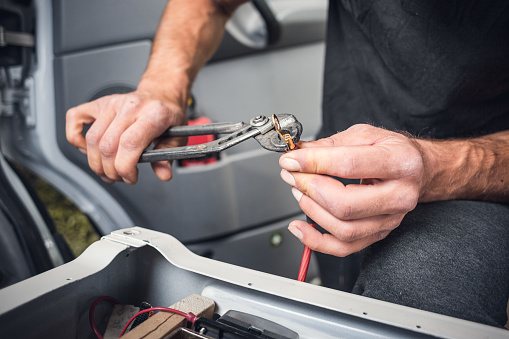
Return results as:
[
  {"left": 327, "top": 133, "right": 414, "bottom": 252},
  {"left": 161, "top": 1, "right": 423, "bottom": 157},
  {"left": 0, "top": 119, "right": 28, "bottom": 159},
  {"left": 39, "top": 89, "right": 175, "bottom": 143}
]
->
[{"left": 279, "top": 124, "right": 429, "bottom": 257}]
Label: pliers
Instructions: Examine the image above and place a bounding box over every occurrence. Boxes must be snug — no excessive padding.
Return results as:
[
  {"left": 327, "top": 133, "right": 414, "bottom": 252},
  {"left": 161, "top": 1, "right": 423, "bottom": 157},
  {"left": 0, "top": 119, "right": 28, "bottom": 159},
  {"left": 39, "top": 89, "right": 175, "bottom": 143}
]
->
[{"left": 138, "top": 114, "right": 302, "bottom": 162}]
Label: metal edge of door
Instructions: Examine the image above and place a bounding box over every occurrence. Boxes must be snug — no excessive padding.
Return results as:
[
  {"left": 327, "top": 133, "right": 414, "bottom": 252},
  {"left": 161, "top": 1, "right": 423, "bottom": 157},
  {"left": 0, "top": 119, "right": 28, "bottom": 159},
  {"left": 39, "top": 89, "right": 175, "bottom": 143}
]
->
[
  {"left": 104, "top": 227, "right": 507, "bottom": 339},
  {"left": 0, "top": 0, "right": 135, "bottom": 235},
  {"left": 0, "top": 226, "right": 504, "bottom": 339}
]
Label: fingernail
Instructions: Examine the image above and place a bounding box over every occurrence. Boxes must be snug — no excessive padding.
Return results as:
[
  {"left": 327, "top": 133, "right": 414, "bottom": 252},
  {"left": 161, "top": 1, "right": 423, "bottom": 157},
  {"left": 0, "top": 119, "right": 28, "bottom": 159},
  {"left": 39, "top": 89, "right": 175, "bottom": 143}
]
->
[
  {"left": 291, "top": 187, "right": 303, "bottom": 201},
  {"left": 78, "top": 148, "right": 87, "bottom": 155},
  {"left": 280, "top": 157, "right": 301, "bottom": 171},
  {"left": 280, "top": 169, "right": 296, "bottom": 186},
  {"left": 288, "top": 224, "right": 303, "bottom": 240}
]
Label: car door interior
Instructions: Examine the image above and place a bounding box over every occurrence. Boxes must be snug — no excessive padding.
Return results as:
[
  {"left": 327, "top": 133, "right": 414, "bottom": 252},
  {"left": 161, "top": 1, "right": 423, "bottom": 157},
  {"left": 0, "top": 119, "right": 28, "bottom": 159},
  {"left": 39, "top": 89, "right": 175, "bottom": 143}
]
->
[{"left": 1, "top": 0, "right": 327, "bottom": 280}]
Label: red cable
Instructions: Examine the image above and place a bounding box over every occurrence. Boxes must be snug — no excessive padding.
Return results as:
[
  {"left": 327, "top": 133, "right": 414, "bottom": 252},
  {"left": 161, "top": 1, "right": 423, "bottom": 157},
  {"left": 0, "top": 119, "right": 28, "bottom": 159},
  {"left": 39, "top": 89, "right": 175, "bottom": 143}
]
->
[
  {"left": 297, "top": 223, "right": 316, "bottom": 282},
  {"left": 286, "top": 144, "right": 317, "bottom": 282},
  {"left": 89, "top": 296, "right": 120, "bottom": 339},
  {"left": 119, "top": 307, "right": 198, "bottom": 337}
]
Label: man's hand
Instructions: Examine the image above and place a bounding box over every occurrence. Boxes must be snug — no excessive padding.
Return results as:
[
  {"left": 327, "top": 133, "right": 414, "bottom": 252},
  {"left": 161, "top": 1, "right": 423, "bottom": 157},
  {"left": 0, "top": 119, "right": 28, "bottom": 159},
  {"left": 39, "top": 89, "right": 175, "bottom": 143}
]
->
[
  {"left": 278, "top": 124, "right": 429, "bottom": 257},
  {"left": 66, "top": 91, "right": 187, "bottom": 184},
  {"left": 66, "top": 0, "right": 249, "bottom": 185}
]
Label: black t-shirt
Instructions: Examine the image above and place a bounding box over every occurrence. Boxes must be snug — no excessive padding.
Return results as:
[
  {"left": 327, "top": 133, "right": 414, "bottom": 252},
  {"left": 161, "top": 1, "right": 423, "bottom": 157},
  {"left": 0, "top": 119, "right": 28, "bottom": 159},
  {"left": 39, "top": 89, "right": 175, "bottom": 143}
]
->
[{"left": 319, "top": 0, "right": 509, "bottom": 139}]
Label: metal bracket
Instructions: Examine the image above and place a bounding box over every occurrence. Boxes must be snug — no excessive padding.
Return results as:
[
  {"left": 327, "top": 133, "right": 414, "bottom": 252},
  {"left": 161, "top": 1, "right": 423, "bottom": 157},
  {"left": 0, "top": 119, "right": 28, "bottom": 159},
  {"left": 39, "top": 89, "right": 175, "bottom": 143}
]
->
[
  {"left": 0, "top": 25, "right": 34, "bottom": 48},
  {"left": 0, "top": 76, "right": 36, "bottom": 127}
]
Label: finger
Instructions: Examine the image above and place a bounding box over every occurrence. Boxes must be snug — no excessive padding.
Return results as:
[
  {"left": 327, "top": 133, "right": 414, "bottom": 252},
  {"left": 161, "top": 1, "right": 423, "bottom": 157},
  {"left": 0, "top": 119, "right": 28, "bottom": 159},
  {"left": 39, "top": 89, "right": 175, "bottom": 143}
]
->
[
  {"left": 150, "top": 144, "right": 176, "bottom": 183},
  {"left": 84, "top": 107, "right": 118, "bottom": 177},
  {"left": 99, "top": 97, "right": 143, "bottom": 181},
  {"left": 298, "top": 124, "right": 391, "bottom": 149},
  {"left": 114, "top": 101, "right": 177, "bottom": 184},
  {"left": 66, "top": 100, "right": 101, "bottom": 151},
  {"left": 291, "top": 186, "right": 403, "bottom": 240},
  {"left": 150, "top": 135, "right": 187, "bottom": 181},
  {"left": 284, "top": 172, "right": 418, "bottom": 220},
  {"left": 290, "top": 186, "right": 403, "bottom": 241},
  {"left": 280, "top": 143, "right": 421, "bottom": 179},
  {"left": 288, "top": 220, "right": 391, "bottom": 257},
  {"left": 151, "top": 161, "right": 174, "bottom": 182}
]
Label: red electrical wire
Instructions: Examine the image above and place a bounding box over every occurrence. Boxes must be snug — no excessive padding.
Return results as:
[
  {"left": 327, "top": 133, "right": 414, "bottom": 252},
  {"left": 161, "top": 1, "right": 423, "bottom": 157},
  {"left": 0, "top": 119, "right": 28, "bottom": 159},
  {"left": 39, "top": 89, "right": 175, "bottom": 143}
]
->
[
  {"left": 297, "top": 223, "right": 316, "bottom": 282},
  {"left": 119, "top": 307, "right": 198, "bottom": 337},
  {"left": 89, "top": 296, "right": 120, "bottom": 339},
  {"left": 284, "top": 143, "right": 317, "bottom": 282}
]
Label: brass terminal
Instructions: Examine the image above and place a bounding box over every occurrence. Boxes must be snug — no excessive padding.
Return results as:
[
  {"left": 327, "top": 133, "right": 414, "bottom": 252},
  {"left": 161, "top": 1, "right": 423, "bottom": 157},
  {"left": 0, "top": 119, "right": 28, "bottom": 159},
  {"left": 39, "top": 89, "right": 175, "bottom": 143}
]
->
[{"left": 272, "top": 114, "right": 296, "bottom": 150}]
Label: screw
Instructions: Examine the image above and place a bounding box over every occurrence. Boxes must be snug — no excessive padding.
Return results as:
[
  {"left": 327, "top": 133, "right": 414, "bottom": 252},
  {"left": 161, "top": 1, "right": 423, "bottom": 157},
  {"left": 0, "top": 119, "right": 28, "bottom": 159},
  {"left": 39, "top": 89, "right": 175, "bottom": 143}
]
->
[
  {"left": 250, "top": 115, "right": 267, "bottom": 127},
  {"left": 270, "top": 232, "right": 283, "bottom": 247}
]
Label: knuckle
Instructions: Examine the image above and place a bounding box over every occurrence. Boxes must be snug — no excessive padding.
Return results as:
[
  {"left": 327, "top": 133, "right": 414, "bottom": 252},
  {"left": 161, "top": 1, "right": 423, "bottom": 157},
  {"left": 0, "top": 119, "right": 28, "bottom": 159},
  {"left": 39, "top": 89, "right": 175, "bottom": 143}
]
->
[
  {"left": 147, "top": 101, "right": 172, "bottom": 124},
  {"left": 66, "top": 132, "right": 80, "bottom": 145},
  {"left": 332, "top": 200, "right": 353, "bottom": 220},
  {"left": 306, "top": 234, "right": 327, "bottom": 253},
  {"left": 396, "top": 148, "right": 424, "bottom": 178},
  {"left": 346, "top": 124, "right": 365, "bottom": 132},
  {"left": 98, "top": 138, "right": 117, "bottom": 158},
  {"left": 307, "top": 242, "right": 321, "bottom": 252},
  {"left": 407, "top": 153, "right": 424, "bottom": 175},
  {"left": 116, "top": 164, "right": 132, "bottom": 179},
  {"left": 88, "top": 162, "right": 104, "bottom": 177},
  {"left": 85, "top": 129, "right": 101, "bottom": 146},
  {"left": 377, "top": 231, "right": 391, "bottom": 242},
  {"left": 115, "top": 158, "right": 137, "bottom": 180},
  {"left": 397, "top": 187, "right": 419, "bottom": 212},
  {"left": 347, "top": 123, "right": 372, "bottom": 134},
  {"left": 119, "top": 130, "right": 144, "bottom": 151},
  {"left": 66, "top": 107, "right": 79, "bottom": 120},
  {"left": 302, "top": 174, "right": 319, "bottom": 195},
  {"left": 384, "top": 215, "right": 403, "bottom": 233},
  {"left": 337, "top": 227, "right": 357, "bottom": 242}
]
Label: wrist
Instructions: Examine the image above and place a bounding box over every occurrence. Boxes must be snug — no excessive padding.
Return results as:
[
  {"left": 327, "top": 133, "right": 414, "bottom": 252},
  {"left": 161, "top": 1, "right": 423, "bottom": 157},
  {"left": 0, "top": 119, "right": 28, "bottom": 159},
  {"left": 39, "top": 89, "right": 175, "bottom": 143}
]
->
[
  {"left": 414, "top": 138, "right": 474, "bottom": 202},
  {"left": 414, "top": 136, "right": 502, "bottom": 203},
  {"left": 137, "top": 71, "right": 190, "bottom": 110}
]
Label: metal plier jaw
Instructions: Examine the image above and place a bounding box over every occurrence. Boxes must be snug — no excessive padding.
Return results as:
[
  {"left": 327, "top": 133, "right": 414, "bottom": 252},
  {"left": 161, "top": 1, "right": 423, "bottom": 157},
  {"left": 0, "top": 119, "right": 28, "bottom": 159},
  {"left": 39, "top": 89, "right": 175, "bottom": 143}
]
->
[{"left": 139, "top": 114, "right": 302, "bottom": 163}]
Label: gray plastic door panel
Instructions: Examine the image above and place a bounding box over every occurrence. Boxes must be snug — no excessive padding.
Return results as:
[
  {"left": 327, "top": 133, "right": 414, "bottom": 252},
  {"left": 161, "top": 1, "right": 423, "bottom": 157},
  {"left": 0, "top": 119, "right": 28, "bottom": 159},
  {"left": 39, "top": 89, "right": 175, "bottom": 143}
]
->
[
  {"left": 52, "top": 0, "right": 167, "bottom": 55},
  {"left": 55, "top": 40, "right": 324, "bottom": 242},
  {"left": 52, "top": 0, "right": 327, "bottom": 58}
]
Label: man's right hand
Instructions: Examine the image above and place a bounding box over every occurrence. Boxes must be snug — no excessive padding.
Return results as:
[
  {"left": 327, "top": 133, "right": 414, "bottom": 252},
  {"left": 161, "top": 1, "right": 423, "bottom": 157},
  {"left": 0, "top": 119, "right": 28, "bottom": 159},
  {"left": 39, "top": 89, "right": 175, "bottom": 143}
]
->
[
  {"left": 65, "top": 91, "right": 187, "bottom": 185},
  {"left": 65, "top": 0, "right": 248, "bottom": 185}
]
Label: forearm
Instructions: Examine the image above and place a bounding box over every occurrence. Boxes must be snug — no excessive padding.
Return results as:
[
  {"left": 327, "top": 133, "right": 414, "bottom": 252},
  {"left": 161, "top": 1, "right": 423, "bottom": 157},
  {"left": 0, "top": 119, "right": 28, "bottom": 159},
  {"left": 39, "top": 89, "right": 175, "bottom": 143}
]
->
[
  {"left": 137, "top": 0, "right": 248, "bottom": 106},
  {"left": 418, "top": 130, "right": 509, "bottom": 203}
]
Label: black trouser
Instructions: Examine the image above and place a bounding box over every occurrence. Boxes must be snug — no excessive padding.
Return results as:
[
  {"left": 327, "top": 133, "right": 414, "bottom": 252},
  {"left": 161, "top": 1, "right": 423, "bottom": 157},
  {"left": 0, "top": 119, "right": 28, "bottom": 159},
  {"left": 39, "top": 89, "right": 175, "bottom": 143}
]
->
[{"left": 317, "top": 200, "right": 509, "bottom": 328}]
